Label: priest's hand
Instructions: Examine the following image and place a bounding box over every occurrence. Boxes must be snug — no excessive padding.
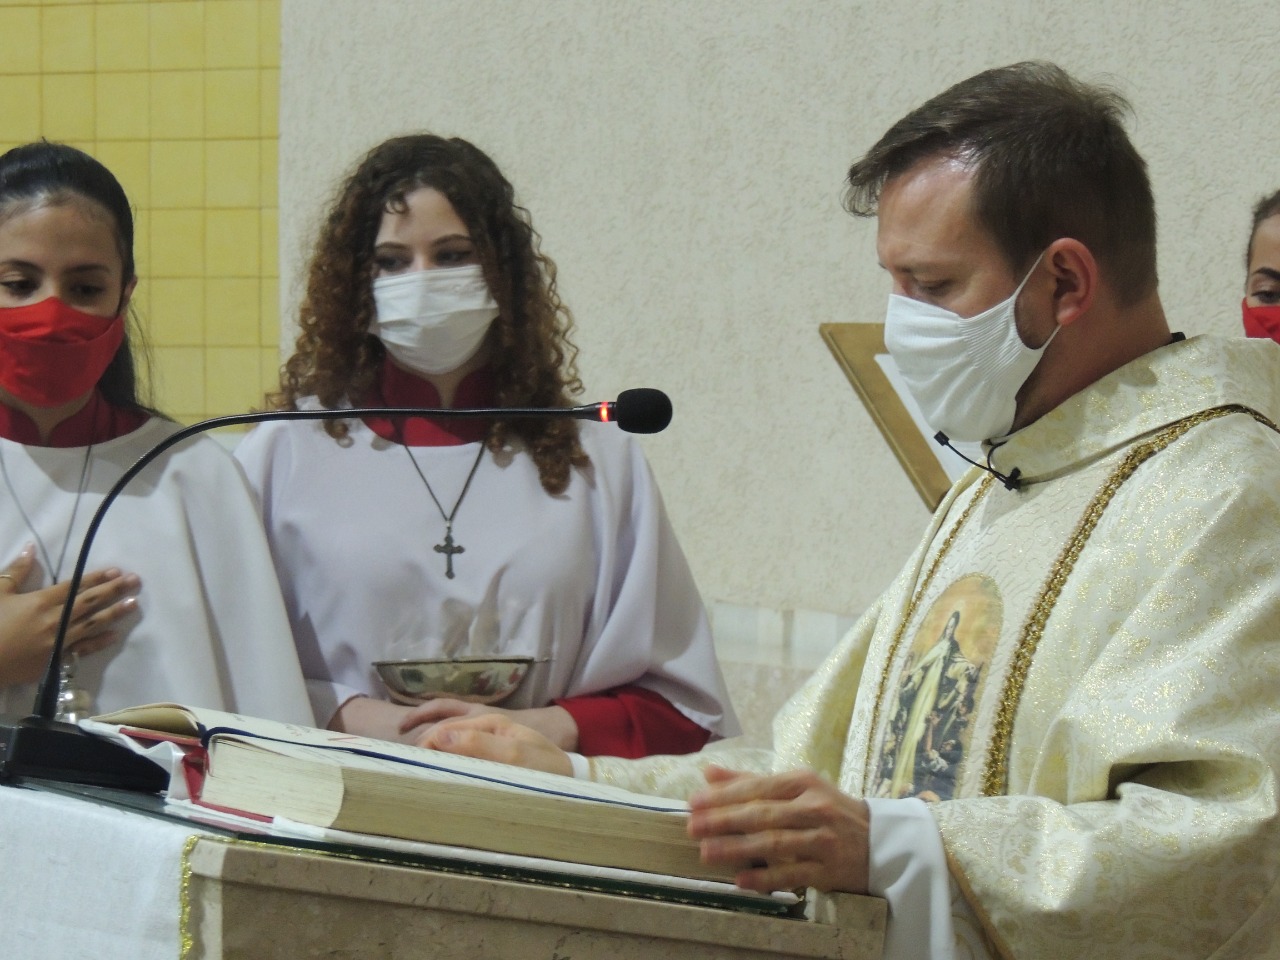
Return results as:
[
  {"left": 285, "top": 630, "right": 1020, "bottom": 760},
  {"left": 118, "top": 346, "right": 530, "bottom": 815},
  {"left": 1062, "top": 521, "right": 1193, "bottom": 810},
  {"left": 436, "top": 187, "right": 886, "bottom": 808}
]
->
[
  {"left": 0, "top": 546, "right": 139, "bottom": 686},
  {"left": 399, "top": 700, "right": 580, "bottom": 752},
  {"left": 415, "top": 714, "right": 575, "bottom": 778},
  {"left": 687, "top": 765, "right": 871, "bottom": 895}
]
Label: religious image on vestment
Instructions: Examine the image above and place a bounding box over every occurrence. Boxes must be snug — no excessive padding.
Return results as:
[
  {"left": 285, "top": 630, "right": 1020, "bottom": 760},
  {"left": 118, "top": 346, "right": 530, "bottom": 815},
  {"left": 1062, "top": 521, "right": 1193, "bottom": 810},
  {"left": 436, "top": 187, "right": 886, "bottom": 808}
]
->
[{"left": 873, "top": 574, "right": 1002, "bottom": 801}]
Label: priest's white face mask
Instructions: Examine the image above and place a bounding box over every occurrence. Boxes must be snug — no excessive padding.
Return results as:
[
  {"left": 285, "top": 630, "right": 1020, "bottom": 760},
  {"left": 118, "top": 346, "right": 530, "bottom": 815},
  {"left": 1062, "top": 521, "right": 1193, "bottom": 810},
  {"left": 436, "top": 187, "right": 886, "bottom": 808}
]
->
[
  {"left": 884, "top": 252, "right": 1057, "bottom": 443},
  {"left": 370, "top": 265, "right": 499, "bottom": 377}
]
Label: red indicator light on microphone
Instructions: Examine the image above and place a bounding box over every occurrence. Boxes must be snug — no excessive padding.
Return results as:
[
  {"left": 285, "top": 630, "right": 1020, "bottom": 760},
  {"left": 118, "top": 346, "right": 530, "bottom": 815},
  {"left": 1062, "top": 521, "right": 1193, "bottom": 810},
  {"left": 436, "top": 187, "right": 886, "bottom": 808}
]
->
[{"left": 598, "top": 402, "right": 610, "bottom": 423}]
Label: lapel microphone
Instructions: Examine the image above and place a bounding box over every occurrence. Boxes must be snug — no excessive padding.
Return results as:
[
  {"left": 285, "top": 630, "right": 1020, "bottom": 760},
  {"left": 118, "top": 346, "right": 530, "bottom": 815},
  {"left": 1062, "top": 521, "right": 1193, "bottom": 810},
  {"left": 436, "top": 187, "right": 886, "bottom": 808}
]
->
[{"left": 934, "top": 432, "right": 1023, "bottom": 491}]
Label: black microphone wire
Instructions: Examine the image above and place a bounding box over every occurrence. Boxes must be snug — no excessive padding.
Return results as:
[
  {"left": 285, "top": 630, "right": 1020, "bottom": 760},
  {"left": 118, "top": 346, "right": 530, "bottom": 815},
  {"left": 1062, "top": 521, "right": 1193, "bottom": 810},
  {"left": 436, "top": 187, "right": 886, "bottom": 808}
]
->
[{"left": 933, "top": 432, "right": 1023, "bottom": 491}]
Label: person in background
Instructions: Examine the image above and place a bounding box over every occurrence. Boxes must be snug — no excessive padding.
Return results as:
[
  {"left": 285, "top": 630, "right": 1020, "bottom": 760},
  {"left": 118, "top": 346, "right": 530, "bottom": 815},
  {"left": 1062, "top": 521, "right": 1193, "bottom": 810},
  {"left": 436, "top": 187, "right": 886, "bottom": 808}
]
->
[
  {"left": 235, "top": 134, "right": 737, "bottom": 756},
  {"left": 0, "top": 141, "right": 312, "bottom": 724},
  {"left": 423, "top": 64, "right": 1280, "bottom": 960},
  {"left": 1243, "top": 188, "right": 1280, "bottom": 342}
]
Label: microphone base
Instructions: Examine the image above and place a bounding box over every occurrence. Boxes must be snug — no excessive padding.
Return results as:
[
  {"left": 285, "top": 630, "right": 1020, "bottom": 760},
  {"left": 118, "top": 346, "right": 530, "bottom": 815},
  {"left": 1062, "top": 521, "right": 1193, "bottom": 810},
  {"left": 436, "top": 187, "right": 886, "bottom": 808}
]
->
[{"left": 0, "top": 715, "right": 167, "bottom": 793}]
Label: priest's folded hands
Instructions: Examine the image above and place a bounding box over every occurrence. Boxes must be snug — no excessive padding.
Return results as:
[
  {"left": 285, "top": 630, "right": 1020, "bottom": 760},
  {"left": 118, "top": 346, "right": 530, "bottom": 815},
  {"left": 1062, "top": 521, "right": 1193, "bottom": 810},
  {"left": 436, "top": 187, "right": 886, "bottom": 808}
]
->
[{"left": 420, "top": 715, "right": 871, "bottom": 894}]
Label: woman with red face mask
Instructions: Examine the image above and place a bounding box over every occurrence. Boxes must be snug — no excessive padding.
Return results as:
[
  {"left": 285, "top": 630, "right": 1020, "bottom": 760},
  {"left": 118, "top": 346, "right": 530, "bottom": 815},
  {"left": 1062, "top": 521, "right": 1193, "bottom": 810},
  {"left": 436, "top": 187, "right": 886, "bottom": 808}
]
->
[
  {"left": 0, "top": 141, "right": 312, "bottom": 725},
  {"left": 1243, "top": 189, "right": 1280, "bottom": 343}
]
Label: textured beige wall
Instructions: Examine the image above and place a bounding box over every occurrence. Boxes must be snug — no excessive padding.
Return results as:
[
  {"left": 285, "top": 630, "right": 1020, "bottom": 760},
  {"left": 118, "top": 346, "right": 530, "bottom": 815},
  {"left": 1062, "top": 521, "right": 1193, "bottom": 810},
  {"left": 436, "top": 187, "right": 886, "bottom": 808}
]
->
[{"left": 280, "top": 0, "right": 1280, "bottom": 620}]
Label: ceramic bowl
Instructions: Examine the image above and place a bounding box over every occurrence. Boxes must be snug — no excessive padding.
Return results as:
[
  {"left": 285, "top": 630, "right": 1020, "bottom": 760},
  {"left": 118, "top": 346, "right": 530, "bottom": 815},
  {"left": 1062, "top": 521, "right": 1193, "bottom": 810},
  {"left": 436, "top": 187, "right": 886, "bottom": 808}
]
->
[{"left": 373, "top": 655, "right": 534, "bottom": 706}]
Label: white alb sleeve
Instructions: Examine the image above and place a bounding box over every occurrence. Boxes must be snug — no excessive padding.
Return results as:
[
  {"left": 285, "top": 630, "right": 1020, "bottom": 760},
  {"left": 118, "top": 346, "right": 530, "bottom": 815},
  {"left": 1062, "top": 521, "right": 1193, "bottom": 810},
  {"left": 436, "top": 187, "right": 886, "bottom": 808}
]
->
[
  {"left": 567, "top": 752, "right": 591, "bottom": 779},
  {"left": 865, "top": 797, "right": 957, "bottom": 960}
]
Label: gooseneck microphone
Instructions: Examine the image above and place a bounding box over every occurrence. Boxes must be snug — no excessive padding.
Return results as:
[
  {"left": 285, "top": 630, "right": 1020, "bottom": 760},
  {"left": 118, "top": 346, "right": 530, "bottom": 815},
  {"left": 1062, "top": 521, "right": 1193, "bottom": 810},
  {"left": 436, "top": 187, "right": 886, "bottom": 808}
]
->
[
  {"left": 0, "top": 390, "right": 671, "bottom": 790},
  {"left": 573, "top": 387, "right": 672, "bottom": 434}
]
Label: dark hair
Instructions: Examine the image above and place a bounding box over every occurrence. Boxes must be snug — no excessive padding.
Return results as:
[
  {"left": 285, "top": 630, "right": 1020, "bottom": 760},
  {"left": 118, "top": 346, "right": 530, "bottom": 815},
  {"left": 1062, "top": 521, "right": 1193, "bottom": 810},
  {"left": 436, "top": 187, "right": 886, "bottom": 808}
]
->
[
  {"left": 845, "top": 61, "right": 1157, "bottom": 306},
  {"left": 271, "top": 134, "right": 587, "bottom": 494},
  {"left": 1246, "top": 188, "right": 1280, "bottom": 269},
  {"left": 0, "top": 141, "right": 155, "bottom": 415}
]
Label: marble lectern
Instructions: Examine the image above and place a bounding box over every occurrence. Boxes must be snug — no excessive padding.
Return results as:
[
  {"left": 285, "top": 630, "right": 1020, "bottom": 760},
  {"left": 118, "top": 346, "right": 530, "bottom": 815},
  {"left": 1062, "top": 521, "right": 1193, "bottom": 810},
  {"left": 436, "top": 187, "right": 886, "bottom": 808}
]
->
[{"left": 187, "top": 837, "right": 887, "bottom": 960}]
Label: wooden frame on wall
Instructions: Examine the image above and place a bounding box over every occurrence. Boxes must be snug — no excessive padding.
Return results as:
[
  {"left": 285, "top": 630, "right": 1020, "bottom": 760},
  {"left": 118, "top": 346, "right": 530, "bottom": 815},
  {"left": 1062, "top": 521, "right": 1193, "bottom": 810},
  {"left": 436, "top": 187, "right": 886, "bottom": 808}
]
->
[{"left": 819, "top": 322, "right": 952, "bottom": 511}]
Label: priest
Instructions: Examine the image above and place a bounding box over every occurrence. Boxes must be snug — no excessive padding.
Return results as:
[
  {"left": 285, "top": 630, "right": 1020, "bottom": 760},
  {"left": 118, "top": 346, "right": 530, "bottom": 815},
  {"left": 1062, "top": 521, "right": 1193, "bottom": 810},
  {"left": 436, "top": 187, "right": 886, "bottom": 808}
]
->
[{"left": 423, "top": 61, "right": 1280, "bottom": 960}]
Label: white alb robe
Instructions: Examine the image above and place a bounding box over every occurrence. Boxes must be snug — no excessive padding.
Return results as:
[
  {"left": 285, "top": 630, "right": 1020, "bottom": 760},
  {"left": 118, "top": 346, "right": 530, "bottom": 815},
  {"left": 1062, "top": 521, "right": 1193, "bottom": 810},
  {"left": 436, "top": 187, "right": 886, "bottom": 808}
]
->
[
  {"left": 234, "top": 413, "right": 738, "bottom": 737},
  {"left": 591, "top": 335, "right": 1280, "bottom": 960},
  {"left": 0, "top": 418, "right": 313, "bottom": 725}
]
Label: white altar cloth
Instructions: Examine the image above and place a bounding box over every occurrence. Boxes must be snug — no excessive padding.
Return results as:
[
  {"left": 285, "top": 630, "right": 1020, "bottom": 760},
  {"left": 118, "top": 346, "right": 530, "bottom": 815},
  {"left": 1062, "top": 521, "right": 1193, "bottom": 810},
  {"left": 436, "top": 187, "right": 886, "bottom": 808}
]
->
[{"left": 0, "top": 783, "right": 200, "bottom": 960}]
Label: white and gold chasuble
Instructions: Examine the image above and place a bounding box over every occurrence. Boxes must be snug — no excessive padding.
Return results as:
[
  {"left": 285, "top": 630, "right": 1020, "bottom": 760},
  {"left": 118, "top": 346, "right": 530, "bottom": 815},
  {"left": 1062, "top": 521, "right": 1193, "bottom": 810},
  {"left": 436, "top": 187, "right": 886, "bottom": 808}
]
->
[{"left": 594, "top": 336, "right": 1280, "bottom": 959}]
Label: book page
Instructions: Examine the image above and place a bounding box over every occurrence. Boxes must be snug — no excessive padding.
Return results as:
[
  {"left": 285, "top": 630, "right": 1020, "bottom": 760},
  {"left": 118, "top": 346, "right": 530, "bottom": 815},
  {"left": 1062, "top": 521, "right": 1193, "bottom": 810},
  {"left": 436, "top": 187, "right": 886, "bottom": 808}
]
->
[
  {"left": 90, "top": 702, "right": 316, "bottom": 740},
  {"left": 201, "top": 736, "right": 722, "bottom": 880},
  {"left": 211, "top": 735, "right": 688, "bottom": 813},
  {"left": 90, "top": 702, "right": 688, "bottom": 813}
]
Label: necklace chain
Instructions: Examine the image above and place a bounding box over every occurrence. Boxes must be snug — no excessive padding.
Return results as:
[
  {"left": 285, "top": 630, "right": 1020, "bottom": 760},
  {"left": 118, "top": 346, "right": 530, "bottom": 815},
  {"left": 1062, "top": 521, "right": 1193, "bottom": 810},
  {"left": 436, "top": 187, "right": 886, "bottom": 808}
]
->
[
  {"left": 402, "top": 443, "right": 486, "bottom": 580},
  {"left": 0, "top": 442, "right": 94, "bottom": 584}
]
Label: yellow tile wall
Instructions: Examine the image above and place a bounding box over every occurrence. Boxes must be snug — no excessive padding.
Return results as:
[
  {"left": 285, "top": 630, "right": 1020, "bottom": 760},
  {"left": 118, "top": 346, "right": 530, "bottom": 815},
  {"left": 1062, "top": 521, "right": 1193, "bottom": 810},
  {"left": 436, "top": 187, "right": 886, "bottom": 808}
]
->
[{"left": 0, "top": 0, "right": 280, "bottom": 423}]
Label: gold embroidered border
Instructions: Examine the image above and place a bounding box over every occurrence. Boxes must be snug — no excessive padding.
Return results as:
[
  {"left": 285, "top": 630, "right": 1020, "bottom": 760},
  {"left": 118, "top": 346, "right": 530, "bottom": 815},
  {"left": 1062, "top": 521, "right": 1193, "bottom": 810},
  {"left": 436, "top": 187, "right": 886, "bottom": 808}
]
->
[
  {"left": 861, "top": 474, "right": 996, "bottom": 787},
  {"left": 979, "top": 404, "right": 1275, "bottom": 796},
  {"left": 179, "top": 834, "right": 200, "bottom": 960}
]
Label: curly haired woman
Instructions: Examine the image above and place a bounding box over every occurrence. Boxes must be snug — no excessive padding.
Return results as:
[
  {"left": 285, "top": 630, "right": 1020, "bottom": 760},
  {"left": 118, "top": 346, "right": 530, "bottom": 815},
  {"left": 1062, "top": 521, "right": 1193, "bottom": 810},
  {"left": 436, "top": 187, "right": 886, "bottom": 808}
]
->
[{"left": 236, "top": 134, "right": 737, "bottom": 757}]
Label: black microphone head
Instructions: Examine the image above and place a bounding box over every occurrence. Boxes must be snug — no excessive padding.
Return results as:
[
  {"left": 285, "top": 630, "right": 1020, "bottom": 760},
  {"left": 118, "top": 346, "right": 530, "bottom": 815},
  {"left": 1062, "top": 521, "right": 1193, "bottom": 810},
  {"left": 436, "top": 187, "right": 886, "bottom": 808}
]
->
[{"left": 614, "top": 388, "right": 672, "bottom": 434}]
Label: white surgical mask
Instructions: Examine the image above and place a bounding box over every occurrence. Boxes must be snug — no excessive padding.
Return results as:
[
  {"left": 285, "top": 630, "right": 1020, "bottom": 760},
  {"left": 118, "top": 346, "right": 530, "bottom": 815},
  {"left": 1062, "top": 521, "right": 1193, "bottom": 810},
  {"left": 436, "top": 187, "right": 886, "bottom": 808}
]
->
[
  {"left": 884, "top": 254, "right": 1056, "bottom": 443},
  {"left": 370, "top": 265, "right": 499, "bottom": 376}
]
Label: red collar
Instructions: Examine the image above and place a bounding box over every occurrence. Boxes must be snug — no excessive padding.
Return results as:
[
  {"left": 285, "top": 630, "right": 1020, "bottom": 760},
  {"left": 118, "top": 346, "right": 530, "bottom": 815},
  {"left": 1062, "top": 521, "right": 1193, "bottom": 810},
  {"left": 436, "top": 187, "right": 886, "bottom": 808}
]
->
[
  {"left": 359, "top": 358, "right": 495, "bottom": 446},
  {"left": 0, "top": 392, "right": 148, "bottom": 446}
]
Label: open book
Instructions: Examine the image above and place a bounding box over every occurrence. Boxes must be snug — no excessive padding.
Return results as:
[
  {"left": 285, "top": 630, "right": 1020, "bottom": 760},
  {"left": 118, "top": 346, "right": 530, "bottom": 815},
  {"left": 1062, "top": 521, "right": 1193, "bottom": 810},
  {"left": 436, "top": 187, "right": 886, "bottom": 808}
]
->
[{"left": 84, "top": 703, "right": 728, "bottom": 883}]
